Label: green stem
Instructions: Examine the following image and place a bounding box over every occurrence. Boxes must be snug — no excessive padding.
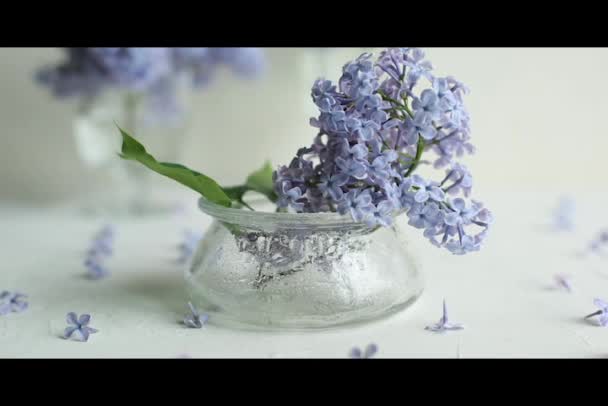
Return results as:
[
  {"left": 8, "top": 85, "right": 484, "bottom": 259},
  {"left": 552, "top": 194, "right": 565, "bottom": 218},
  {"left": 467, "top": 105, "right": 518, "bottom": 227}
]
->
[{"left": 404, "top": 137, "right": 425, "bottom": 178}]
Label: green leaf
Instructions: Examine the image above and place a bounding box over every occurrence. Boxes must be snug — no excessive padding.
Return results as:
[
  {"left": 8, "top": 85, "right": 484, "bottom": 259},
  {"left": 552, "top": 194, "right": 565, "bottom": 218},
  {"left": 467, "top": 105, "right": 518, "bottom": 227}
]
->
[
  {"left": 223, "top": 161, "right": 277, "bottom": 207},
  {"left": 245, "top": 160, "right": 277, "bottom": 202},
  {"left": 117, "top": 126, "right": 233, "bottom": 207}
]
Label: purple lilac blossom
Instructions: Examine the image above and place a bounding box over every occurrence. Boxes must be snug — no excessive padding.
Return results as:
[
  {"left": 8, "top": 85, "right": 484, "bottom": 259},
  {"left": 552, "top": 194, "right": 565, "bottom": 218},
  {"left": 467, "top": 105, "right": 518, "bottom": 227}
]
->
[
  {"left": 350, "top": 343, "right": 378, "bottom": 358},
  {"left": 0, "top": 292, "right": 28, "bottom": 315},
  {"left": 584, "top": 299, "right": 608, "bottom": 327},
  {"left": 274, "top": 48, "right": 491, "bottom": 255},
  {"left": 63, "top": 312, "right": 99, "bottom": 342},
  {"left": 425, "top": 300, "right": 464, "bottom": 333},
  {"left": 177, "top": 229, "right": 203, "bottom": 265}
]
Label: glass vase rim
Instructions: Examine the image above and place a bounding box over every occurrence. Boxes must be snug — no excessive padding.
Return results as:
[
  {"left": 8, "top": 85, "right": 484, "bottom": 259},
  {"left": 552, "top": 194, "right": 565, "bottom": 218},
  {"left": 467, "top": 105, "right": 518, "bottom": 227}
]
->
[{"left": 198, "top": 196, "right": 375, "bottom": 231}]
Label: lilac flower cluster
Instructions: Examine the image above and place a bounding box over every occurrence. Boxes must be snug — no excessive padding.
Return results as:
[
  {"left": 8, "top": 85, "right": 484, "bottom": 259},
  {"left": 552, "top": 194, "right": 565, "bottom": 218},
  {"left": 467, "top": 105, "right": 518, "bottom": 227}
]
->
[
  {"left": 37, "top": 47, "right": 265, "bottom": 99},
  {"left": 171, "top": 48, "right": 265, "bottom": 88},
  {"left": 84, "top": 225, "right": 115, "bottom": 279},
  {"left": 274, "top": 48, "right": 492, "bottom": 255}
]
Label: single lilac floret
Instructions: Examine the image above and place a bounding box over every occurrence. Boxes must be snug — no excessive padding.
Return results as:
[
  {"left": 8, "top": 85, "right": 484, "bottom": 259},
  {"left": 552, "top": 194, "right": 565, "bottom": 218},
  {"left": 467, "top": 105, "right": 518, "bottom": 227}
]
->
[{"left": 63, "top": 312, "right": 98, "bottom": 342}]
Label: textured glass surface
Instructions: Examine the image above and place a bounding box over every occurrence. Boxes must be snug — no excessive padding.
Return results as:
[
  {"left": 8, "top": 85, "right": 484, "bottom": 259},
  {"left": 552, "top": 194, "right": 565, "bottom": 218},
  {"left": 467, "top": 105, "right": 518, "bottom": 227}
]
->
[{"left": 187, "top": 198, "right": 424, "bottom": 330}]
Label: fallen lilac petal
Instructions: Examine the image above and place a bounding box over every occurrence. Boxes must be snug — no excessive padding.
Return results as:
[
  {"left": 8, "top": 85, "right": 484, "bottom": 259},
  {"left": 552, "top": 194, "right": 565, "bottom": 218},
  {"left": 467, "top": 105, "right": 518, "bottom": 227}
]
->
[
  {"left": 183, "top": 302, "right": 209, "bottom": 329},
  {"left": 554, "top": 274, "right": 572, "bottom": 292},
  {"left": 0, "top": 291, "right": 29, "bottom": 315},
  {"left": 425, "top": 299, "right": 464, "bottom": 333},
  {"left": 63, "top": 312, "right": 99, "bottom": 342},
  {"left": 350, "top": 343, "right": 378, "bottom": 358},
  {"left": 584, "top": 298, "right": 608, "bottom": 326}
]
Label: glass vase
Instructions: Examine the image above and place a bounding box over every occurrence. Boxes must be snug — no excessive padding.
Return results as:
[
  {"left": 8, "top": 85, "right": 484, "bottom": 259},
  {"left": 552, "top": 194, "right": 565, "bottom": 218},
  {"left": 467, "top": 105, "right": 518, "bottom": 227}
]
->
[
  {"left": 187, "top": 197, "right": 424, "bottom": 330},
  {"left": 72, "top": 81, "right": 191, "bottom": 217}
]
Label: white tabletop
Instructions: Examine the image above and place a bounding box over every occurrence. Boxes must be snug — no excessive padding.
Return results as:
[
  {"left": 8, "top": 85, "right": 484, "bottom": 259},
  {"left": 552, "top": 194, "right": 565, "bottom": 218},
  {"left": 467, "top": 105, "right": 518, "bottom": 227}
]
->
[{"left": 1, "top": 188, "right": 607, "bottom": 359}]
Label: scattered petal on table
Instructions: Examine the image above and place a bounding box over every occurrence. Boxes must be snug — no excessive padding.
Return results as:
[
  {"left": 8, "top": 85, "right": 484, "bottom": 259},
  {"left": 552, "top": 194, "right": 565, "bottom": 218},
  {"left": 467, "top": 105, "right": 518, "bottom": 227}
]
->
[
  {"left": 183, "top": 302, "right": 209, "bottom": 329},
  {"left": 84, "top": 224, "right": 116, "bottom": 280},
  {"left": 584, "top": 298, "right": 608, "bottom": 327},
  {"left": 554, "top": 274, "right": 572, "bottom": 292},
  {"left": 63, "top": 312, "right": 99, "bottom": 342},
  {"left": 552, "top": 196, "right": 575, "bottom": 231},
  {"left": 350, "top": 343, "right": 378, "bottom": 358},
  {"left": 0, "top": 291, "right": 28, "bottom": 315},
  {"left": 425, "top": 299, "right": 464, "bottom": 333}
]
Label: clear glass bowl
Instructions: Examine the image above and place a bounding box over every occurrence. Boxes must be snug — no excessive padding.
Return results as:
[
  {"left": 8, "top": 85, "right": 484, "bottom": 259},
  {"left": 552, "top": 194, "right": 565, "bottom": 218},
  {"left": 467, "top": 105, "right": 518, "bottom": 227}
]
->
[{"left": 187, "top": 197, "right": 424, "bottom": 330}]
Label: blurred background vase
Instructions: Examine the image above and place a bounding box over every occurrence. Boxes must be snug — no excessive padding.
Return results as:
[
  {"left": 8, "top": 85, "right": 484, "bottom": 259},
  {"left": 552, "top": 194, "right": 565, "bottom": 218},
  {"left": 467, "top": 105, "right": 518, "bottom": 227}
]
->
[
  {"left": 72, "top": 80, "right": 192, "bottom": 216},
  {"left": 36, "top": 47, "right": 267, "bottom": 217}
]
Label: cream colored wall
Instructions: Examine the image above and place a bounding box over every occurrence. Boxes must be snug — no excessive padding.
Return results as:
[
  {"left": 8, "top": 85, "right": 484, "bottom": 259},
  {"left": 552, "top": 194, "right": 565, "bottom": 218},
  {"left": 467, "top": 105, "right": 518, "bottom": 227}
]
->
[{"left": 0, "top": 48, "right": 606, "bottom": 204}]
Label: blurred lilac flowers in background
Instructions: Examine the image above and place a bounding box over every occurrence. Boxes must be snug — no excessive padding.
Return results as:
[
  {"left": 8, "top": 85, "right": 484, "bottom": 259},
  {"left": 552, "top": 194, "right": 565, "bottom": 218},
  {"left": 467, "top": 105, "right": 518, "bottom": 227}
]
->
[
  {"left": 84, "top": 224, "right": 115, "bottom": 280},
  {"left": 183, "top": 302, "right": 209, "bottom": 329},
  {"left": 274, "top": 48, "right": 492, "bottom": 254},
  {"left": 0, "top": 291, "right": 28, "bottom": 315},
  {"left": 63, "top": 312, "right": 99, "bottom": 342},
  {"left": 425, "top": 300, "right": 464, "bottom": 333},
  {"left": 350, "top": 343, "right": 378, "bottom": 358},
  {"left": 552, "top": 196, "right": 575, "bottom": 231},
  {"left": 587, "top": 229, "right": 608, "bottom": 255},
  {"left": 36, "top": 47, "right": 266, "bottom": 123},
  {"left": 554, "top": 274, "right": 572, "bottom": 292},
  {"left": 584, "top": 299, "right": 608, "bottom": 327},
  {"left": 177, "top": 229, "right": 203, "bottom": 265}
]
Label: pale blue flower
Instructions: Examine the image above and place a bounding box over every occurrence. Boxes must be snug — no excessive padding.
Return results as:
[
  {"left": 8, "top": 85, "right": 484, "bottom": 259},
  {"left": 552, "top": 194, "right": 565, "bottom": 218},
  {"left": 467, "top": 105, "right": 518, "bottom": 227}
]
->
[
  {"left": 318, "top": 173, "right": 349, "bottom": 201},
  {"left": 405, "top": 112, "right": 436, "bottom": 142},
  {"left": 444, "top": 198, "right": 475, "bottom": 227},
  {"left": 366, "top": 200, "right": 394, "bottom": 227},
  {"left": 64, "top": 312, "right": 98, "bottom": 342},
  {"left": 408, "top": 202, "right": 443, "bottom": 229},
  {"left": 336, "top": 157, "right": 367, "bottom": 179},
  {"left": 411, "top": 175, "right": 445, "bottom": 203},
  {"left": 412, "top": 89, "right": 441, "bottom": 120},
  {"left": 337, "top": 189, "right": 374, "bottom": 222}
]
